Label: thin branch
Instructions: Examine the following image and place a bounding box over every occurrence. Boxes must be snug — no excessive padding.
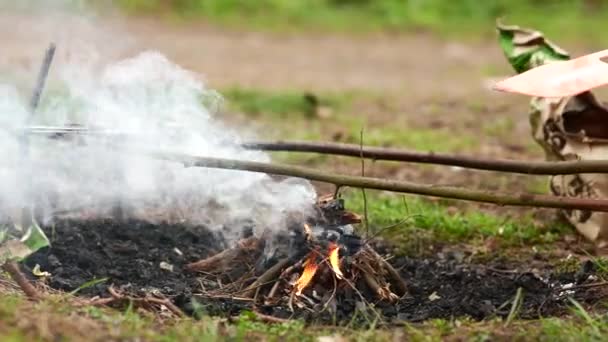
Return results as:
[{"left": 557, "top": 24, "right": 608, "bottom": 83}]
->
[
  {"left": 147, "top": 151, "right": 608, "bottom": 212},
  {"left": 359, "top": 130, "right": 370, "bottom": 237},
  {"left": 242, "top": 140, "right": 608, "bottom": 175},
  {"left": 2, "top": 262, "right": 39, "bottom": 300}
]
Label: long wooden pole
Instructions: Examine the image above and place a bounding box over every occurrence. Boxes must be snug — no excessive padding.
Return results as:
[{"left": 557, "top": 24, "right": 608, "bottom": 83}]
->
[
  {"left": 241, "top": 140, "right": 608, "bottom": 175},
  {"left": 147, "top": 151, "right": 608, "bottom": 212}
]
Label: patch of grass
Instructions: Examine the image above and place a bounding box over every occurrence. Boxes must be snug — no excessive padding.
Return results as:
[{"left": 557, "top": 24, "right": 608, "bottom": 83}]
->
[
  {"left": 220, "top": 87, "right": 478, "bottom": 153},
  {"left": 116, "top": 0, "right": 608, "bottom": 46},
  {"left": 342, "top": 190, "right": 569, "bottom": 253},
  {"left": 222, "top": 87, "right": 352, "bottom": 119},
  {"left": 346, "top": 125, "right": 478, "bottom": 152},
  {"left": 234, "top": 311, "right": 313, "bottom": 341},
  {"left": 2, "top": 289, "right": 608, "bottom": 341},
  {"left": 525, "top": 178, "right": 549, "bottom": 195},
  {"left": 482, "top": 117, "right": 515, "bottom": 140}
]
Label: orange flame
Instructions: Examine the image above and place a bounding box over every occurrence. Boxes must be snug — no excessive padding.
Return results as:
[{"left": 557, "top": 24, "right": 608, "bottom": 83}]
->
[
  {"left": 295, "top": 254, "right": 318, "bottom": 295},
  {"left": 328, "top": 243, "right": 344, "bottom": 280}
]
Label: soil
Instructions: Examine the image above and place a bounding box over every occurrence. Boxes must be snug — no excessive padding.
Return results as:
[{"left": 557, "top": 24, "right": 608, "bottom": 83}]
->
[{"left": 24, "top": 219, "right": 607, "bottom": 326}]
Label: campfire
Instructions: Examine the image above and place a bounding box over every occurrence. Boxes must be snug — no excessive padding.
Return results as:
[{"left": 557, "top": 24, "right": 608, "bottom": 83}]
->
[{"left": 183, "top": 195, "right": 408, "bottom": 317}]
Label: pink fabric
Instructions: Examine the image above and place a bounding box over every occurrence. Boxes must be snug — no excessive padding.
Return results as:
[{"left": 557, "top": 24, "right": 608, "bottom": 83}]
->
[{"left": 494, "top": 49, "right": 608, "bottom": 97}]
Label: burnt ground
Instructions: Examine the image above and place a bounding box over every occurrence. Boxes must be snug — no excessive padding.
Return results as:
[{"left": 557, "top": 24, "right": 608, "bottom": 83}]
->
[{"left": 24, "top": 219, "right": 607, "bottom": 326}]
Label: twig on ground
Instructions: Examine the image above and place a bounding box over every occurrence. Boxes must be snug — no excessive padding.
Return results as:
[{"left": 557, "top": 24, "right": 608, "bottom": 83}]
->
[
  {"left": 365, "top": 246, "right": 408, "bottom": 296},
  {"left": 253, "top": 311, "right": 290, "bottom": 324},
  {"left": 568, "top": 281, "right": 608, "bottom": 290},
  {"left": 249, "top": 311, "right": 291, "bottom": 324},
  {"left": 146, "top": 151, "right": 608, "bottom": 213},
  {"left": 100, "top": 286, "right": 185, "bottom": 318},
  {"left": 1, "top": 262, "right": 40, "bottom": 300},
  {"left": 242, "top": 140, "right": 608, "bottom": 175},
  {"left": 185, "top": 237, "right": 260, "bottom": 272}
]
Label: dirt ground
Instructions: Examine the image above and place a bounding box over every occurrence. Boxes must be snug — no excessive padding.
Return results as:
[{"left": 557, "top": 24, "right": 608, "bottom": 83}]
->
[{"left": 3, "top": 13, "right": 508, "bottom": 91}]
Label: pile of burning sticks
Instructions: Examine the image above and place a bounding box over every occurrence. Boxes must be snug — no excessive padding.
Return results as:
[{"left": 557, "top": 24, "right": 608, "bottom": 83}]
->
[{"left": 183, "top": 195, "right": 408, "bottom": 316}]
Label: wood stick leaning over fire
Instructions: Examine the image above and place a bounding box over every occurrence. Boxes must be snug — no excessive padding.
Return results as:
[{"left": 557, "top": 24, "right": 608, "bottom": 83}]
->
[
  {"left": 145, "top": 150, "right": 608, "bottom": 213},
  {"left": 241, "top": 140, "right": 608, "bottom": 175}
]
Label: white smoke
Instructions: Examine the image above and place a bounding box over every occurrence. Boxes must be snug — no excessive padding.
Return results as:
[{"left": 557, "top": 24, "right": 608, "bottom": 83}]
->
[{"left": 0, "top": 2, "right": 317, "bottom": 238}]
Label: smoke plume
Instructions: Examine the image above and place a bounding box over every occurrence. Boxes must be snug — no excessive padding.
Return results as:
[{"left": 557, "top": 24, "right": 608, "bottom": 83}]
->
[{"left": 0, "top": 1, "right": 317, "bottom": 240}]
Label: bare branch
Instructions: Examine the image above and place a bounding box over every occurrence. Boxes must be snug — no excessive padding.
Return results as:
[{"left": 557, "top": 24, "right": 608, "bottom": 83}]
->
[
  {"left": 147, "top": 151, "right": 608, "bottom": 212},
  {"left": 241, "top": 140, "right": 608, "bottom": 175},
  {"left": 2, "top": 262, "right": 39, "bottom": 300}
]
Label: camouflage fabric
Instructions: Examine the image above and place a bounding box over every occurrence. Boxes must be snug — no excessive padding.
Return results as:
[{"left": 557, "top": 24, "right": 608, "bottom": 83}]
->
[{"left": 498, "top": 22, "right": 608, "bottom": 247}]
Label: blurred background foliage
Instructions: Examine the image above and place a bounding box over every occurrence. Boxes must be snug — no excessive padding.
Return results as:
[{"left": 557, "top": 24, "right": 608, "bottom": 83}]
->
[{"left": 114, "top": 0, "right": 608, "bottom": 44}]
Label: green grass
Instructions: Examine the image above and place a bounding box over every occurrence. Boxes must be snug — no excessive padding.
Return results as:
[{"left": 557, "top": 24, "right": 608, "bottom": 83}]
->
[
  {"left": 347, "top": 126, "right": 478, "bottom": 152},
  {"left": 115, "top": 0, "right": 608, "bottom": 46},
  {"left": 342, "top": 190, "right": 570, "bottom": 254},
  {"left": 2, "top": 290, "right": 608, "bottom": 341},
  {"left": 222, "top": 87, "right": 479, "bottom": 153},
  {"left": 222, "top": 87, "right": 353, "bottom": 119}
]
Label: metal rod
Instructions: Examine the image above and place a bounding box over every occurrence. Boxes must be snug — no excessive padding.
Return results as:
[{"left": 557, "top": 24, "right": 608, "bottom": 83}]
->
[{"left": 20, "top": 43, "right": 56, "bottom": 228}]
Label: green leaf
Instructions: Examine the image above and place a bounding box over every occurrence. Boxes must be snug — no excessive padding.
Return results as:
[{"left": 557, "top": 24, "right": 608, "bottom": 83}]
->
[
  {"left": 20, "top": 221, "right": 50, "bottom": 253},
  {"left": 496, "top": 21, "right": 570, "bottom": 73},
  {"left": 0, "top": 220, "right": 50, "bottom": 264},
  {"left": 69, "top": 277, "right": 109, "bottom": 296}
]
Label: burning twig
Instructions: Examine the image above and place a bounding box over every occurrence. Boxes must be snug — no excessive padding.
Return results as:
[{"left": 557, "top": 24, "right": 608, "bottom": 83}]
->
[
  {"left": 149, "top": 151, "right": 608, "bottom": 213},
  {"left": 241, "top": 140, "right": 608, "bottom": 176}
]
